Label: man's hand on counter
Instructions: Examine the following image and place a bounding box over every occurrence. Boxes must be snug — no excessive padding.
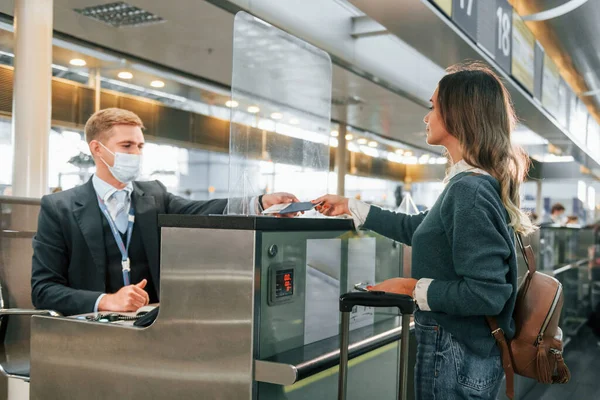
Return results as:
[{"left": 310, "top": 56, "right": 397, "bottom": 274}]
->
[
  {"left": 98, "top": 279, "right": 150, "bottom": 312},
  {"left": 261, "top": 192, "right": 301, "bottom": 218}
]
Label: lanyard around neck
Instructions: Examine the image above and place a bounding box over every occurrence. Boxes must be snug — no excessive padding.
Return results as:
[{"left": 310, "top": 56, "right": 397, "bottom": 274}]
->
[{"left": 97, "top": 194, "right": 135, "bottom": 286}]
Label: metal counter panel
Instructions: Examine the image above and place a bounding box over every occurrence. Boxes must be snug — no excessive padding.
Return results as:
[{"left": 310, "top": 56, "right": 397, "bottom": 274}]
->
[{"left": 30, "top": 227, "right": 256, "bottom": 400}]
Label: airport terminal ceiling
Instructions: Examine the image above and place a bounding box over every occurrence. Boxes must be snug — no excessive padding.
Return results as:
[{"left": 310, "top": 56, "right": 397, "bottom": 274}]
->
[
  {"left": 0, "top": 0, "right": 434, "bottom": 154},
  {"left": 2, "top": 0, "right": 599, "bottom": 171}
]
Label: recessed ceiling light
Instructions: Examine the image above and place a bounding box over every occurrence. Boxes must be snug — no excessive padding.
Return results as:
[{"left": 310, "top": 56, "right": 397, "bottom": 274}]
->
[
  {"left": 357, "top": 138, "right": 367, "bottom": 145},
  {"left": 226, "top": 100, "right": 239, "bottom": 108},
  {"left": 395, "top": 149, "right": 404, "bottom": 155},
  {"left": 69, "top": 58, "right": 86, "bottom": 66},
  {"left": 150, "top": 80, "right": 165, "bottom": 88},
  {"left": 345, "top": 134, "right": 353, "bottom": 141},
  {"left": 330, "top": 130, "right": 339, "bottom": 137},
  {"left": 248, "top": 106, "right": 260, "bottom": 113},
  {"left": 118, "top": 71, "right": 133, "bottom": 79},
  {"left": 289, "top": 118, "right": 299, "bottom": 125},
  {"left": 404, "top": 151, "right": 413, "bottom": 157},
  {"left": 360, "top": 146, "right": 379, "bottom": 158},
  {"left": 368, "top": 141, "right": 378, "bottom": 148},
  {"left": 270, "top": 112, "right": 283, "bottom": 120}
]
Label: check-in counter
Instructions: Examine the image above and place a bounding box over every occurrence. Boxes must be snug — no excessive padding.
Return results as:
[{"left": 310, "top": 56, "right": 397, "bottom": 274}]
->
[{"left": 29, "top": 216, "right": 415, "bottom": 400}]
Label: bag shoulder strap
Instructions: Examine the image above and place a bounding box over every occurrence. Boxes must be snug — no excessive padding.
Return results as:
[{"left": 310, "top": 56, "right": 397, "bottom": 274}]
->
[
  {"left": 486, "top": 316, "right": 515, "bottom": 399},
  {"left": 516, "top": 233, "right": 537, "bottom": 274},
  {"left": 487, "top": 234, "right": 537, "bottom": 400}
]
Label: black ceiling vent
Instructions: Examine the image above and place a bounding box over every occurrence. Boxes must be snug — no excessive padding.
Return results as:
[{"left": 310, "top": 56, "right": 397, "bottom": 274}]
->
[{"left": 74, "top": 2, "right": 165, "bottom": 28}]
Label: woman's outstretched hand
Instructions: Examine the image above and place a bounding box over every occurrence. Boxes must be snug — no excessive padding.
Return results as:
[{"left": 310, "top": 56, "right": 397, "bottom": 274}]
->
[
  {"left": 368, "top": 278, "right": 418, "bottom": 297},
  {"left": 312, "top": 195, "right": 351, "bottom": 217}
]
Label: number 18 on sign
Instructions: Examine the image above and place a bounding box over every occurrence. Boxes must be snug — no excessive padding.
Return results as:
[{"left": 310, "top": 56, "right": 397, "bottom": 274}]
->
[{"left": 496, "top": 0, "right": 512, "bottom": 70}]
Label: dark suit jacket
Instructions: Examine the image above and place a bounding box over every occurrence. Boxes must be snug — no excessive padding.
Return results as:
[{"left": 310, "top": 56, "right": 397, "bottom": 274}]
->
[{"left": 31, "top": 179, "right": 227, "bottom": 316}]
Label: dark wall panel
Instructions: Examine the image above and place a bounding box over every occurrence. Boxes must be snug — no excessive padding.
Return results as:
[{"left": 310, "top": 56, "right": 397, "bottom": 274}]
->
[
  {"left": 51, "top": 80, "right": 77, "bottom": 123},
  {"left": 156, "top": 106, "right": 191, "bottom": 143},
  {"left": 117, "top": 97, "right": 157, "bottom": 134},
  {"left": 100, "top": 92, "right": 119, "bottom": 109},
  {"left": 192, "top": 114, "right": 229, "bottom": 151},
  {"left": 0, "top": 67, "right": 13, "bottom": 115},
  {"left": 267, "top": 134, "right": 306, "bottom": 165},
  {"left": 77, "top": 87, "right": 96, "bottom": 125}
]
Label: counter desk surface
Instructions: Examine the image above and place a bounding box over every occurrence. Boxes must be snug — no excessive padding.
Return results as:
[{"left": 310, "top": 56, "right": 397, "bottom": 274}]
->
[
  {"left": 157, "top": 214, "right": 355, "bottom": 231},
  {"left": 67, "top": 304, "right": 159, "bottom": 327}
]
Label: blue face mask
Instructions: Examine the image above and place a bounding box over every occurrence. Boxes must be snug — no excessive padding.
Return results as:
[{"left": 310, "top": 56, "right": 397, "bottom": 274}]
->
[{"left": 99, "top": 142, "right": 142, "bottom": 184}]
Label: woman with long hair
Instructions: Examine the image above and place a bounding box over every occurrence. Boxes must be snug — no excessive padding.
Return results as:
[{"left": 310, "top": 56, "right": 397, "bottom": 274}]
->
[{"left": 313, "top": 62, "right": 535, "bottom": 399}]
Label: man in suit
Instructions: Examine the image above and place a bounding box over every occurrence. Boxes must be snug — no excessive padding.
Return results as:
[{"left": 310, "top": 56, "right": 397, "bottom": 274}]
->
[{"left": 31, "top": 108, "right": 299, "bottom": 316}]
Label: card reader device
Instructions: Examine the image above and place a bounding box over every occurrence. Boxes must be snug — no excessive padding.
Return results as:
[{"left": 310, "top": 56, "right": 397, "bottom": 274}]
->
[{"left": 268, "top": 261, "right": 296, "bottom": 305}]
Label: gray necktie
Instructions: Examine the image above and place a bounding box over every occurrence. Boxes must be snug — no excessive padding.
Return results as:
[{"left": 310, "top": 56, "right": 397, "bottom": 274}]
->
[{"left": 111, "top": 190, "right": 129, "bottom": 234}]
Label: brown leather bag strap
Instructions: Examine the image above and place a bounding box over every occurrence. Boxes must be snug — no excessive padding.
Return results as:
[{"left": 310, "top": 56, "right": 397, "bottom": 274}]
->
[
  {"left": 486, "top": 234, "right": 532, "bottom": 400},
  {"left": 486, "top": 316, "right": 515, "bottom": 400},
  {"left": 516, "top": 233, "right": 537, "bottom": 274}
]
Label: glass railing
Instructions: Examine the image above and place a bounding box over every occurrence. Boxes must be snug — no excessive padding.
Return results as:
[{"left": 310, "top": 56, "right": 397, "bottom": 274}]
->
[{"left": 535, "top": 226, "right": 597, "bottom": 344}]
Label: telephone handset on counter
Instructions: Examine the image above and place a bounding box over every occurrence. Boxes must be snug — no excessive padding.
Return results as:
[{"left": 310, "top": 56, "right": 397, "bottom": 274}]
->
[
  {"left": 84, "top": 305, "right": 158, "bottom": 326},
  {"left": 133, "top": 306, "right": 159, "bottom": 327}
]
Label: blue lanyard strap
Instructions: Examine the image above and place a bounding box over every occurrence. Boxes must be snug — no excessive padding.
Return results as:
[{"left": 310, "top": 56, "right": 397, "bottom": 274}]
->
[{"left": 97, "top": 195, "right": 135, "bottom": 286}]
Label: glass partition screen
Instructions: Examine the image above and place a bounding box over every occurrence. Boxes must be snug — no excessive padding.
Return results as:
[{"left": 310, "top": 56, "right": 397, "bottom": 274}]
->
[{"left": 227, "top": 12, "right": 332, "bottom": 214}]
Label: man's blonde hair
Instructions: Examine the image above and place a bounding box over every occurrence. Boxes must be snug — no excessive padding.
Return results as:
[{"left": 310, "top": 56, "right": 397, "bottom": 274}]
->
[{"left": 84, "top": 108, "right": 145, "bottom": 143}]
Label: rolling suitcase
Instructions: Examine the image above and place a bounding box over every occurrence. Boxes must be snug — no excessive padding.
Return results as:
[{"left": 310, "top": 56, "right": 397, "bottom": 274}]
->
[{"left": 337, "top": 291, "right": 416, "bottom": 400}]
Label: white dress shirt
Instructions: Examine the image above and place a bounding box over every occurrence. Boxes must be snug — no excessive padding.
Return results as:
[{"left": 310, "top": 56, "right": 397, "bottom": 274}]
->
[{"left": 348, "top": 160, "right": 491, "bottom": 311}]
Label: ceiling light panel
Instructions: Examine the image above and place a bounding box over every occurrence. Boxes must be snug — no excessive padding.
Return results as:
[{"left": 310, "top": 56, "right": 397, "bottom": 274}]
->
[{"left": 74, "top": 2, "right": 165, "bottom": 28}]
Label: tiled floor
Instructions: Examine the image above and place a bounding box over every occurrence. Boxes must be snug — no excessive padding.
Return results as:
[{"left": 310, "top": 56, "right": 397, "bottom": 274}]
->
[{"left": 522, "top": 327, "right": 600, "bottom": 400}]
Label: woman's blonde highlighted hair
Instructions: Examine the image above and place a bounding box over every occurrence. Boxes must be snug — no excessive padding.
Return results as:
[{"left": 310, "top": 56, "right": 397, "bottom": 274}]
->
[{"left": 438, "top": 62, "right": 536, "bottom": 235}]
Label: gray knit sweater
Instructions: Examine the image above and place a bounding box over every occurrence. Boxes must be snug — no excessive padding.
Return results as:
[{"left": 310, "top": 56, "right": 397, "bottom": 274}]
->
[{"left": 364, "top": 172, "right": 517, "bottom": 357}]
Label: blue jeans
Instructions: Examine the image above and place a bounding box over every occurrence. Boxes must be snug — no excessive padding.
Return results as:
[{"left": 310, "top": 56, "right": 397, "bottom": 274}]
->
[{"left": 414, "top": 311, "right": 504, "bottom": 400}]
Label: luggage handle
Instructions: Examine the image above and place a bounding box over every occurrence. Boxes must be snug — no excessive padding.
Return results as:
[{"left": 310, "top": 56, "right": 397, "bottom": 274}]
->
[
  {"left": 339, "top": 291, "right": 416, "bottom": 315},
  {"left": 338, "top": 291, "right": 414, "bottom": 400}
]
